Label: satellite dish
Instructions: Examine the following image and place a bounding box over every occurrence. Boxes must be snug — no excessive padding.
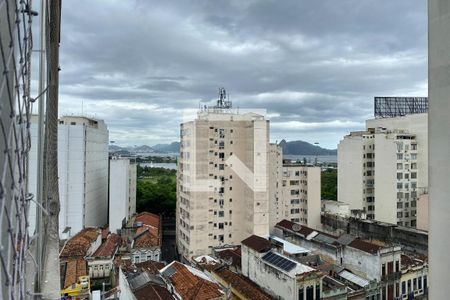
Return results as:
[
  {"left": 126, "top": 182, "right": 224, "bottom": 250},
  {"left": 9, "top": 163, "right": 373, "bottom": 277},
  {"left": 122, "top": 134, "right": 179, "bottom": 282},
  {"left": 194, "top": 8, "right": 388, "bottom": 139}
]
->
[{"left": 292, "top": 223, "right": 301, "bottom": 232}]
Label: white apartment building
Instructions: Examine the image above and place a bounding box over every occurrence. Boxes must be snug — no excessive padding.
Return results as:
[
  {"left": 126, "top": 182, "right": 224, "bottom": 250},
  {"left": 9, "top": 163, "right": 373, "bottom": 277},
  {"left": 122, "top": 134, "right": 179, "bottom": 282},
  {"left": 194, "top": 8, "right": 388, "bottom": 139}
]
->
[
  {"left": 176, "top": 103, "right": 270, "bottom": 261},
  {"left": 338, "top": 114, "right": 427, "bottom": 227},
  {"left": 28, "top": 116, "right": 109, "bottom": 238},
  {"left": 268, "top": 145, "right": 321, "bottom": 231},
  {"left": 109, "top": 157, "right": 137, "bottom": 233}
]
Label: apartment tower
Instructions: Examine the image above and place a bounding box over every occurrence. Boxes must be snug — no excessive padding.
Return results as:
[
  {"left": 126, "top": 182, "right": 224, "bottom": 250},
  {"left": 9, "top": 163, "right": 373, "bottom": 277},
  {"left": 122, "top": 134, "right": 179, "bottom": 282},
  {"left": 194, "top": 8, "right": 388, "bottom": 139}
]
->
[
  {"left": 177, "top": 91, "right": 270, "bottom": 260},
  {"left": 268, "top": 144, "right": 321, "bottom": 231},
  {"left": 28, "top": 116, "right": 109, "bottom": 238},
  {"left": 109, "top": 156, "right": 137, "bottom": 233},
  {"left": 338, "top": 107, "right": 427, "bottom": 227}
]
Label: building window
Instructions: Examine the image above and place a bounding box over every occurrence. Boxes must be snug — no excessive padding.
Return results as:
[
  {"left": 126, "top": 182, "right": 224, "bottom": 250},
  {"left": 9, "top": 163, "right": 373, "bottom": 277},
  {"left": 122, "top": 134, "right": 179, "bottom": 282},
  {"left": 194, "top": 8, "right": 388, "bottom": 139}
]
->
[
  {"left": 411, "top": 172, "right": 417, "bottom": 179},
  {"left": 397, "top": 163, "right": 403, "bottom": 170},
  {"left": 219, "top": 164, "right": 224, "bottom": 170},
  {"left": 397, "top": 173, "right": 403, "bottom": 180},
  {"left": 218, "top": 223, "right": 224, "bottom": 229},
  {"left": 218, "top": 211, "right": 224, "bottom": 217}
]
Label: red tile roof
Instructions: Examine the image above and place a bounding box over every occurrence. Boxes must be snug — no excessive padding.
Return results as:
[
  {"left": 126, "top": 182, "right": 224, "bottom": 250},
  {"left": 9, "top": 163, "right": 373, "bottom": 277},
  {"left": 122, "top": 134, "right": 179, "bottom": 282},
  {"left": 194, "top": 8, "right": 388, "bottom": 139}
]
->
[
  {"left": 60, "top": 227, "right": 100, "bottom": 258},
  {"left": 162, "top": 261, "right": 224, "bottom": 300},
  {"left": 61, "top": 259, "right": 87, "bottom": 289},
  {"left": 348, "top": 239, "right": 382, "bottom": 254},
  {"left": 134, "top": 284, "right": 173, "bottom": 300},
  {"left": 133, "top": 212, "right": 161, "bottom": 248},
  {"left": 135, "top": 260, "right": 166, "bottom": 275},
  {"left": 93, "top": 233, "right": 121, "bottom": 258},
  {"left": 215, "top": 247, "right": 241, "bottom": 268},
  {"left": 241, "top": 235, "right": 272, "bottom": 253},
  {"left": 135, "top": 212, "right": 160, "bottom": 229},
  {"left": 212, "top": 267, "right": 272, "bottom": 300}
]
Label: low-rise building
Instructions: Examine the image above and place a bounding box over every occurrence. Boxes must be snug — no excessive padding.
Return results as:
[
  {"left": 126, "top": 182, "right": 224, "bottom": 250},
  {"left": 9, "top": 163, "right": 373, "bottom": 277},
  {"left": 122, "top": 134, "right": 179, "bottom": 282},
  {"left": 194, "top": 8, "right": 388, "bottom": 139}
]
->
[
  {"left": 86, "top": 233, "right": 121, "bottom": 287},
  {"left": 121, "top": 212, "right": 162, "bottom": 263},
  {"left": 399, "top": 254, "right": 428, "bottom": 299},
  {"left": 160, "top": 261, "right": 226, "bottom": 299},
  {"left": 274, "top": 220, "right": 402, "bottom": 299},
  {"left": 59, "top": 228, "right": 102, "bottom": 295},
  {"left": 241, "top": 235, "right": 330, "bottom": 300}
]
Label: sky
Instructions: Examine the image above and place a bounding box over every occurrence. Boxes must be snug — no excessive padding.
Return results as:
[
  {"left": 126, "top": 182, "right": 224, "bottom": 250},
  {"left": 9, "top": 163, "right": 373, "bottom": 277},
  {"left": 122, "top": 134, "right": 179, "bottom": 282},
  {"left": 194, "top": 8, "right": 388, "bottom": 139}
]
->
[{"left": 52, "top": 0, "right": 427, "bottom": 149}]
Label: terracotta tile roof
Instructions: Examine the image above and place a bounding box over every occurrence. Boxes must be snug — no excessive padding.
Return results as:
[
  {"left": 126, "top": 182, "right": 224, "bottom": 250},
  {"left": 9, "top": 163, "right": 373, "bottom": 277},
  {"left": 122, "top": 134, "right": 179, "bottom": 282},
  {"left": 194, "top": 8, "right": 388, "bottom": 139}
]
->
[
  {"left": 101, "top": 227, "right": 110, "bottom": 240},
  {"left": 241, "top": 235, "right": 272, "bottom": 253},
  {"left": 135, "top": 212, "right": 160, "bottom": 229},
  {"left": 401, "top": 254, "right": 427, "bottom": 269},
  {"left": 134, "top": 284, "right": 173, "bottom": 300},
  {"left": 93, "top": 233, "right": 121, "bottom": 258},
  {"left": 161, "top": 261, "right": 224, "bottom": 300},
  {"left": 60, "top": 227, "right": 100, "bottom": 258},
  {"left": 134, "top": 228, "right": 160, "bottom": 248},
  {"left": 135, "top": 260, "right": 166, "bottom": 275},
  {"left": 62, "top": 259, "right": 87, "bottom": 289},
  {"left": 215, "top": 247, "right": 241, "bottom": 268},
  {"left": 213, "top": 267, "right": 273, "bottom": 300},
  {"left": 348, "top": 239, "right": 382, "bottom": 254}
]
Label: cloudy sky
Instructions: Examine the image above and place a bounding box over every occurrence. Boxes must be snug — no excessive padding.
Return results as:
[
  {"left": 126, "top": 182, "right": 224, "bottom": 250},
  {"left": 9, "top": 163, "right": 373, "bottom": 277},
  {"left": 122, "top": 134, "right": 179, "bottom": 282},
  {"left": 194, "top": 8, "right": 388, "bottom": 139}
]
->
[{"left": 53, "top": 0, "right": 427, "bottom": 149}]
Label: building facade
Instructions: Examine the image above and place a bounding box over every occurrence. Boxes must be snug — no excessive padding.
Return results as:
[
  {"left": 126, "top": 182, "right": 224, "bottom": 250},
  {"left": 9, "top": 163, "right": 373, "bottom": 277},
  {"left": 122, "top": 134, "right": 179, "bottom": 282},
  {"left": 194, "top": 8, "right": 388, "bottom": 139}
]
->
[
  {"left": 268, "top": 145, "right": 321, "bottom": 231},
  {"left": 177, "top": 106, "right": 270, "bottom": 261},
  {"left": 109, "top": 157, "right": 137, "bottom": 233},
  {"left": 29, "top": 116, "right": 109, "bottom": 238},
  {"left": 338, "top": 115, "right": 427, "bottom": 227}
]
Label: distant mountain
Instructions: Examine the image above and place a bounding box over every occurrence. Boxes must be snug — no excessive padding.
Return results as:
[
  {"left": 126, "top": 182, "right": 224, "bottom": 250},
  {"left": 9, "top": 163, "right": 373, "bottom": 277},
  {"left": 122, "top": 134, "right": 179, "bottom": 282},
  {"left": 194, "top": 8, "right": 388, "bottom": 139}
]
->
[
  {"left": 151, "top": 142, "right": 180, "bottom": 153},
  {"left": 278, "top": 139, "right": 337, "bottom": 156}
]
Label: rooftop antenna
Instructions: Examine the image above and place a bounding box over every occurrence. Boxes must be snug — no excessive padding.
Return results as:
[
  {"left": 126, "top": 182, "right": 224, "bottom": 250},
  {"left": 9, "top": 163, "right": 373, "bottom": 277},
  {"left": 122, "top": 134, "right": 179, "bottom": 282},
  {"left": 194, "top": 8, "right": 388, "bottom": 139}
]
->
[{"left": 215, "top": 87, "right": 232, "bottom": 109}]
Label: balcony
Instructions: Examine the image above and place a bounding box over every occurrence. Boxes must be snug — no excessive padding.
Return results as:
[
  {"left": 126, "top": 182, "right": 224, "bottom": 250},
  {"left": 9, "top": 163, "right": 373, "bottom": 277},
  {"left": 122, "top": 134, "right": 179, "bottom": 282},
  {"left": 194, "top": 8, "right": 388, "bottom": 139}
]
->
[{"left": 381, "top": 272, "right": 401, "bottom": 282}]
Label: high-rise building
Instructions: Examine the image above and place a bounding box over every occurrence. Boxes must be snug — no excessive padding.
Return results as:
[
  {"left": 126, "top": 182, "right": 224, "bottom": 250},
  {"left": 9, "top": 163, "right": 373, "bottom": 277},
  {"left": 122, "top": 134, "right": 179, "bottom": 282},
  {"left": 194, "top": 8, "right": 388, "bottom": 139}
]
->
[
  {"left": 109, "top": 156, "right": 137, "bottom": 233},
  {"left": 338, "top": 113, "right": 427, "bottom": 227},
  {"left": 428, "top": 1, "right": 450, "bottom": 297},
  {"left": 28, "top": 116, "right": 109, "bottom": 238},
  {"left": 268, "top": 144, "right": 321, "bottom": 230},
  {"left": 176, "top": 98, "right": 270, "bottom": 261}
]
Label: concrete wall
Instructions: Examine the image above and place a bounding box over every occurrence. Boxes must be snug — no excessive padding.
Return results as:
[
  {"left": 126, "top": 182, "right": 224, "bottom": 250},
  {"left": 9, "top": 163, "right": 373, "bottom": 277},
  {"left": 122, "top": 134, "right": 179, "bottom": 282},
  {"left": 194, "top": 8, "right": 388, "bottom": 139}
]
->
[
  {"left": 428, "top": 1, "right": 450, "bottom": 297},
  {"left": 416, "top": 194, "right": 428, "bottom": 231},
  {"left": 109, "top": 158, "right": 137, "bottom": 233},
  {"left": 338, "top": 135, "right": 364, "bottom": 209},
  {"left": 321, "top": 214, "right": 428, "bottom": 255}
]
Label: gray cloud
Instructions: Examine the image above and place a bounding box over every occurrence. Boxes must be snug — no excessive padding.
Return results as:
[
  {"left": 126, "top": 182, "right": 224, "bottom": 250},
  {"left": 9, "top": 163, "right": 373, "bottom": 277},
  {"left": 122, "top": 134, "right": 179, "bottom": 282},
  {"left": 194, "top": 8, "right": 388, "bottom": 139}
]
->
[{"left": 54, "top": 0, "right": 427, "bottom": 148}]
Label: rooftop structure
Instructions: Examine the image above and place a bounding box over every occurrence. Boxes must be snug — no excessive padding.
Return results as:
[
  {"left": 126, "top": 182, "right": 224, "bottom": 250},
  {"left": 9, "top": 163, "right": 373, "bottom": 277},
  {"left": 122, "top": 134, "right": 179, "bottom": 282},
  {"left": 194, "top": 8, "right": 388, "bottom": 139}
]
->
[
  {"left": 374, "top": 97, "right": 428, "bottom": 118},
  {"left": 60, "top": 227, "right": 101, "bottom": 259},
  {"left": 160, "top": 261, "right": 225, "bottom": 299}
]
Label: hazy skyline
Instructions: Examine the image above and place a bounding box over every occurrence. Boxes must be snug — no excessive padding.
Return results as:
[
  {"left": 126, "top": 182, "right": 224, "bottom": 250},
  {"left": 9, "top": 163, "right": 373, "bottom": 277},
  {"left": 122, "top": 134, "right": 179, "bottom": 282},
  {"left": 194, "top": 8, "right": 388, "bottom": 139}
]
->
[{"left": 53, "top": 0, "right": 427, "bottom": 148}]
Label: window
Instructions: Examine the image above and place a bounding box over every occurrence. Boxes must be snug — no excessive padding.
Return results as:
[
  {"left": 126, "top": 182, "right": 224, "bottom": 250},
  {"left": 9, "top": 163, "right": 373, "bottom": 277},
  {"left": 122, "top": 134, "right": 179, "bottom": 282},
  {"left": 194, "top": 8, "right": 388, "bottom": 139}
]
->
[
  {"left": 397, "top": 183, "right": 403, "bottom": 189},
  {"left": 291, "top": 208, "right": 300, "bottom": 214},
  {"left": 413, "top": 278, "right": 417, "bottom": 290},
  {"left": 397, "top": 153, "right": 403, "bottom": 160},
  {"left": 395, "top": 261, "right": 399, "bottom": 272},
  {"left": 219, "top": 235, "right": 224, "bottom": 242},
  {"left": 397, "top": 163, "right": 403, "bottom": 170},
  {"left": 411, "top": 144, "right": 417, "bottom": 150},
  {"left": 219, "top": 152, "right": 225, "bottom": 159},
  {"left": 397, "top": 212, "right": 403, "bottom": 218},
  {"left": 397, "top": 173, "right": 403, "bottom": 180},
  {"left": 218, "top": 211, "right": 224, "bottom": 217},
  {"left": 411, "top": 153, "right": 417, "bottom": 160},
  {"left": 418, "top": 277, "right": 422, "bottom": 290},
  {"left": 291, "top": 199, "right": 300, "bottom": 204},
  {"left": 411, "top": 172, "right": 417, "bottom": 179},
  {"left": 219, "top": 164, "right": 224, "bottom": 170},
  {"left": 402, "top": 282, "right": 406, "bottom": 295},
  {"left": 218, "top": 223, "right": 224, "bottom": 229},
  {"left": 411, "top": 163, "right": 417, "bottom": 169},
  {"left": 397, "top": 202, "right": 403, "bottom": 209}
]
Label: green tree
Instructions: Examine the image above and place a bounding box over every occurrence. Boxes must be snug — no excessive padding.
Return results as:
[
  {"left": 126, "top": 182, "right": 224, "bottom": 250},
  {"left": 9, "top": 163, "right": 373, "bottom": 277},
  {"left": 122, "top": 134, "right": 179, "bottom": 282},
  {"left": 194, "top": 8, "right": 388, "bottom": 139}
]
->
[{"left": 321, "top": 168, "right": 337, "bottom": 200}]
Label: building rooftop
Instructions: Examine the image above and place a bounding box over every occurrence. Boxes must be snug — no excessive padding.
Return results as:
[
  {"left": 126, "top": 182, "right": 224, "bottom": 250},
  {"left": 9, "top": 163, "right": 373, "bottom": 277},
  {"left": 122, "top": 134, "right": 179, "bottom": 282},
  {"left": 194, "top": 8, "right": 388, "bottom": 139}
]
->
[
  {"left": 60, "top": 227, "right": 100, "bottom": 258},
  {"left": 132, "top": 212, "right": 161, "bottom": 249},
  {"left": 135, "top": 260, "right": 166, "bottom": 275},
  {"left": 276, "top": 219, "right": 386, "bottom": 255},
  {"left": 92, "top": 233, "right": 121, "bottom": 258},
  {"left": 212, "top": 266, "right": 272, "bottom": 300},
  {"left": 60, "top": 259, "right": 87, "bottom": 289},
  {"left": 241, "top": 235, "right": 272, "bottom": 253},
  {"left": 214, "top": 247, "right": 242, "bottom": 268},
  {"left": 269, "top": 235, "right": 310, "bottom": 255},
  {"left": 160, "top": 261, "right": 224, "bottom": 300},
  {"left": 133, "top": 283, "right": 173, "bottom": 300}
]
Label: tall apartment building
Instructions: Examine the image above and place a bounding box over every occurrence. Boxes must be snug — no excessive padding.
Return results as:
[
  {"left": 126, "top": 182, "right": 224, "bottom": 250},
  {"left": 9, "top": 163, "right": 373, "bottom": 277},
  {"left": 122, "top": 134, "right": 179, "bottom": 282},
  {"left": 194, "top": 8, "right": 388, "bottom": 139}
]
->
[
  {"left": 338, "top": 113, "right": 427, "bottom": 227},
  {"left": 109, "top": 156, "right": 137, "bottom": 233},
  {"left": 28, "top": 116, "right": 109, "bottom": 238},
  {"left": 176, "top": 97, "right": 270, "bottom": 261},
  {"left": 268, "top": 144, "right": 321, "bottom": 231},
  {"left": 428, "top": 1, "right": 450, "bottom": 297}
]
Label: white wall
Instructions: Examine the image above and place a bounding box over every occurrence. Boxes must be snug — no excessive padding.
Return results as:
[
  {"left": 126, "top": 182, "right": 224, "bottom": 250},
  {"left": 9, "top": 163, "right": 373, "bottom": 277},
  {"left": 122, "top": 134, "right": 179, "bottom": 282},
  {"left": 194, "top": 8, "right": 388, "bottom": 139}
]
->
[
  {"left": 338, "top": 135, "right": 364, "bottom": 209},
  {"left": 307, "top": 167, "right": 321, "bottom": 230},
  {"left": 109, "top": 158, "right": 136, "bottom": 233},
  {"left": 428, "top": 1, "right": 450, "bottom": 297}
]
